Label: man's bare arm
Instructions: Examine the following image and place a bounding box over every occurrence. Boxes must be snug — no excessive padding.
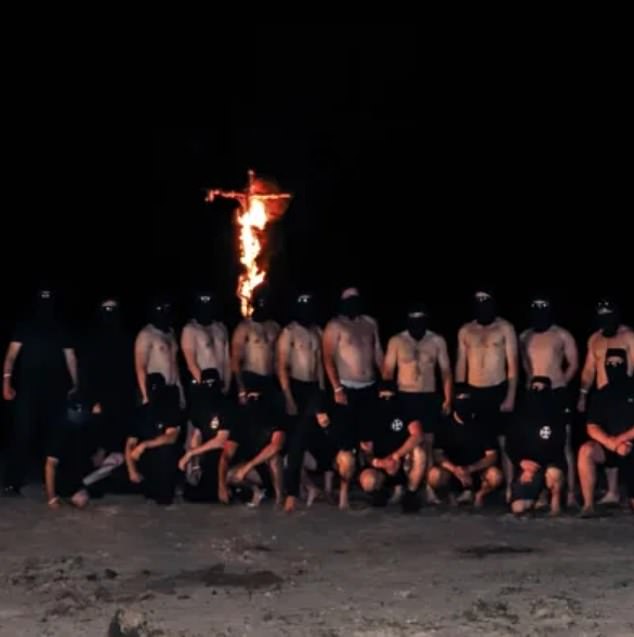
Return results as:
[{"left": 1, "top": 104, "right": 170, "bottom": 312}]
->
[
  {"left": 63, "top": 348, "right": 79, "bottom": 390},
  {"left": 437, "top": 336, "right": 453, "bottom": 410},
  {"left": 455, "top": 326, "right": 468, "bottom": 383},
  {"left": 242, "top": 431, "right": 285, "bottom": 473},
  {"left": 467, "top": 450, "right": 498, "bottom": 473},
  {"left": 125, "top": 437, "right": 141, "bottom": 479},
  {"left": 518, "top": 331, "right": 532, "bottom": 381},
  {"left": 276, "top": 327, "right": 293, "bottom": 396},
  {"left": 371, "top": 320, "right": 384, "bottom": 372},
  {"left": 231, "top": 322, "right": 249, "bottom": 395},
  {"left": 616, "top": 427, "right": 634, "bottom": 444},
  {"left": 323, "top": 320, "right": 342, "bottom": 391},
  {"left": 134, "top": 331, "right": 151, "bottom": 403},
  {"left": 503, "top": 323, "right": 519, "bottom": 406},
  {"left": 189, "top": 430, "right": 230, "bottom": 458},
  {"left": 561, "top": 329, "right": 579, "bottom": 385},
  {"left": 143, "top": 427, "right": 180, "bottom": 450},
  {"left": 382, "top": 337, "right": 398, "bottom": 381},
  {"left": 2, "top": 342, "right": 22, "bottom": 400},
  {"left": 221, "top": 326, "right": 231, "bottom": 393},
  {"left": 45, "top": 457, "right": 58, "bottom": 503},
  {"left": 579, "top": 336, "right": 597, "bottom": 394},
  {"left": 316, "top": 328, "right": 325, "bottom": 390},
  {"left": 587, "top": 423, "right": 618, "bottom": 451},
  {"left": 181, "top": 326, "right": 202, "bottom": 383}
]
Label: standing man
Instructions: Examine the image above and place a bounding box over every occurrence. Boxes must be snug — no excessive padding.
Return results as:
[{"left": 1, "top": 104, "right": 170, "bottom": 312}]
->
[
  {"left": 3, "top": 288, "right": 78, "bottom": 495},
  {"left": 323, "top": 287, "right": 384, "bottom": 442},
  {"left": 134, "top": 297, "right": 183, "bottom": 406},
  {"left": 383, "top": 302, "right": 452, "bottom": 501},
  {"left": 577, "top": 299, "right": 634, "bottom": 504},
  {"left": 519, "top": 296, "right": 578, "bottom": 506},
  {"left": 181, "top": 291, "right": 230, "bottom": 393},
  {"left": 231, "top": 285, "right": 281, "bottom": 405},
  {"left": 455, "top": 290, "right": 518, "bottom": 498},
  {"left": 277, "top": 292, "right": 324, "bottom": 422}
]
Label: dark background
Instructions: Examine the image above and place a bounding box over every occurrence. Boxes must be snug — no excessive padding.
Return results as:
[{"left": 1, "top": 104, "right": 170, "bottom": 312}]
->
[{"left": 1, "top": 25, "right": 630, "bottom": 369}]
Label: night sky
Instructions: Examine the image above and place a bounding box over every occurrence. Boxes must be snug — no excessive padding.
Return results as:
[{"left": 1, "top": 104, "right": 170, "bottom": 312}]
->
[{"left": 3, "top": 25, "right": 631, "bottom": 347}]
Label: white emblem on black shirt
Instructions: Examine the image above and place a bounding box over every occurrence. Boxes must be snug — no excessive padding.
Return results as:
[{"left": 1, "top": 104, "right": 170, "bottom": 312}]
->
[
  {"left": 539, "top": 425, "right": 552, "bottom": 440},
  {"left": 391, "top": 418, "right": 404, "bottom": 432},
  {"left": 210, "top": 416, "right": 220, "bottom": 430}
]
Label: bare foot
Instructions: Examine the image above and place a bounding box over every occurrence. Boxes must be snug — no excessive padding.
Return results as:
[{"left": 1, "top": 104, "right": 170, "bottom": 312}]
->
[
  {"left": 247, "top": 488, "right": 266, "bottom": 508},
  {"left": 456, "top": 490, "right": 473, "bottom": 505},
  {"left": 71, "top": 490, "right": 89, "bottom": 509},
  {"left": 598, "top": 492, "right": 620, "bottom": 506},
  {"left": 389, "top": 486, "right": 404, "bottom": 505},
  {"left": 425, "top": 485, "right": 441, "bottom": 505},
  {"left": 338, "top": 493, "right": 350, "bottom": 511},
  {"left": 306, "top": 487, "right": 321, "bottom": 508},
  {"left": 474, "top": 491, "right": 486, "bottom": 508},
  {"left": 549, "top": 498, "right": 561, "bottom": 517},
  {"left": 566, "top": 492, "right": 578, "bottom": 509}
]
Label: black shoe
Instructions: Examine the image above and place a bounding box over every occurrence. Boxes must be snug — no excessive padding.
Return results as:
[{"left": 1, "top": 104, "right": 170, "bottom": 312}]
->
[{"left": 2, "top": 486, "right": 22, "bottom": 497}]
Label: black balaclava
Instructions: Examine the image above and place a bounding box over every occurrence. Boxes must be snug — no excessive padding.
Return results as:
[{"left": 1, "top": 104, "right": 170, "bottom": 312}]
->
[
  {"left": 605, "top": 348, "right": 628, "bottom": 390},
  {"left": 149, "top": 299, "right": 173, "bottom": 333},
  {"left": 407, "top": 303, "right": 428, "bottom": 341},
  {"left": 339, "top": 287, "right": 363, "bottom": 320},
  {"left": 251, "top": 287, "right": 271, "bottom": 323},
  {"left": 474, "top": 290, "right": 496, "bottom": 326},
  {"left": 530, "top": 297, "right": 553, "bottom": 333},
  {"left": 193, "top": 292, "right": 219, "bottom": 326},
  {"left": 294, "top": 292, "right": 316, "bottom": 328},
  {"left": 596, "top": 299, "right": 620, "bottom": 338},
  {"left": 525, "top": 375, "right": 555, "bottom": 417},
  {"left": 34, "top": 287, "right": 56, "bottom": 322},
  {"left": 453, "top": 383, "right": 475, "bottom": 423},
  {"left": 98, "top": 299, "right": 121, "bottom": 329}
]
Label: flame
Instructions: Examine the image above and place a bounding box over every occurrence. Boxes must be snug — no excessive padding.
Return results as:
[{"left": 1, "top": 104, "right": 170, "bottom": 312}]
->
[{"left": 236, "top": 197, "right": 268, "bottom": 317}]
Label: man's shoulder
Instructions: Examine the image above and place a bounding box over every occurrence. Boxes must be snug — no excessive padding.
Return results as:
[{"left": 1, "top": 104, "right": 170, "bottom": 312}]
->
[
  {"left": 496, "top": 317, "right": 515, "bottom": 332},
  {"left": 360, "top": 314, "right": 377, "bottom": 327}
]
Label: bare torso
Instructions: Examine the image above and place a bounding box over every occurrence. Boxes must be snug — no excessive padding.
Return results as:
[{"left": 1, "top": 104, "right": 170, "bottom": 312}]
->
[
  {"left": 390, "top": 330, "right": 444, "bottom": 393},
  {"left": 139, "top": 325, "right": 179, "bottom": 385},
  {"left": 238, "top": 319, "right": 280, "bottom": 376},
  {"left": 329, "top": 315, "right": 378, "bottom": 384},
  {"left": 588, "top": 325, "right": 634, "bottom": 388},
  {"left": 182, "top": 320, "right": 229, "bottom": 378},
  {"left": 460, "top": 319, "right": 514, "bottom": 387},
  {"left": 520, "top": 326, "right": 573, "bottom": 389},
  {"left": 282, "top": 322, "right": 322, "bottom": 382}
]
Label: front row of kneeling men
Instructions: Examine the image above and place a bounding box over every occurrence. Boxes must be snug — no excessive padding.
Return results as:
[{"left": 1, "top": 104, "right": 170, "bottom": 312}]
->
[{"left": 47, "top": 348, "right": 634, "bottom": 516}]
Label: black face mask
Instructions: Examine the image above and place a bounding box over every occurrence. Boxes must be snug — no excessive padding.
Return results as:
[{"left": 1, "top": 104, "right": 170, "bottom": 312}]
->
[
  {"left": 474, "top": 296, "right": 496, "bottom": 326},
  {"left": 407, "top": 316, "right": 428, "bottom": 341},
  {"left": 530, "top": 303, "right": 552, "bottom": 333},
  {"left": 340, "top": 296, "right": 362, "bottom": 320},
  {"left": 34, "top": 290, "right": 56, "bottom": 321},
  {"left": 99, "top": 304, "right": 120, "bottom": 328},
  {"left": 252, "top": 298, "right": 271, "bottom": 322},
  {"left": 605, "top": 350, "right": 628, "bottom": 388},
  {"left": 295, "top": 296, "right": 316, "bottom": 327},
  {"left": 598, "top": 313, "right": 619, "bottom": 338},
  {"left": 194, "top": 303, "right": 216, "bottom": 326},
  {"left": 150, "top": 305, "right": 172, "bottom": 332}
]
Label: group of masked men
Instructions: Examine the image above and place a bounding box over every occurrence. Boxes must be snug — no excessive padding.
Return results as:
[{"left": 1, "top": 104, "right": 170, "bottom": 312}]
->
[{"left": 2, "top": 285, "right": 633, "bottom": 517}]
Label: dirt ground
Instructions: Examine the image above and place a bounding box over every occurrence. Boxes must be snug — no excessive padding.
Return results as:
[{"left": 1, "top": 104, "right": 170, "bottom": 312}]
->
[{"left": 1, "top": 488, "right": 633, "bottom": 637}]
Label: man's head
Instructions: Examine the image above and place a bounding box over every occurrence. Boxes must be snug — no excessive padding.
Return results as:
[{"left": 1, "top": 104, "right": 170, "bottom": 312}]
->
[
  {"left": 193, "top": 291, "right": 219, "bottom": 326},
  {"left": 149, "top": 297, "right": 173, "bottom": 333},
  {"left": 605, "top": 348, "right": 628, "bottom": 388},
  {"left": 98, "top": 298, "right": 121, "bottom": 327},
  {"left": 251, "top": 285, "right": 271, "bottom": 323},
  {"left": 453, "top": 383, "right": 475, "bottom": 422},
  {"left": 294, "top": 291, "right": 317, "bottom": 327},
  {"left": 473, "top": 289, "right": 496, "bottom": 326},
  {"left": 596, "top": 299, "right": 620, "bottom": 338},
  {"left": 406, "top": 302, "right": 428, "bottom": 341},
  {"left": 529, "top": 296, "right": 553, "bottom": 333},
  {"left": 339, "top": 287, "right": 363, "bottom": 320}
]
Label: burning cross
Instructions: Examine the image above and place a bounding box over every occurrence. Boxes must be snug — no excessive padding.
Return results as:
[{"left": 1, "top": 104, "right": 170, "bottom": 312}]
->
[{"left": 206, "top": 170, "right": 292, "bottom": 318}]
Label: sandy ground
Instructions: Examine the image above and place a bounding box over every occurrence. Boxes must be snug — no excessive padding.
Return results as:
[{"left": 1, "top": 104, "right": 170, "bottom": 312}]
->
[{"left": 1, "top": 488, "right": 633, "bottom": 637}]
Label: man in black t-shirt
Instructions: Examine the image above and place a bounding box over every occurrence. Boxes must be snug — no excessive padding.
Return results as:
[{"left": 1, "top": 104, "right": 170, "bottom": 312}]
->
[
  {"left": 284, "top": 391, "right": 356, "bottom": 512},
  {"left": 2, "top": 288, "right": 78, "bottom": 495},
  {"left": 358, "top": 382, "right": 425, "bottom": 512},
  {"left": 578, "top": 349, "right": 634, "bottom": 515},
  {"left": 124, "top": 373, "right": 182, "bottom": 505},
  {"left": 428, "top": 384, "right": 502, "bottom": 507},
  {"left": 218, "top": 374, "right": 286, "bottom": 507},
  {"left": 179, "top": 369, "right": 232, "bottom": 503},
  {"left": 507, "top": 376, "right": 567, "bottom": 516}
]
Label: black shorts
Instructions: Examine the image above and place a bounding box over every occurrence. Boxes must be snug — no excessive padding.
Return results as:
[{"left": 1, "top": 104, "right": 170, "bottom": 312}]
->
[
  {"left": 308, "top": 443, "right": 338, "bottom": 473},
  {"left": 552, "top": 387, "right": 573, "bottom": 425},
  {"left": 398, "top": 392, "right": 441, "bottom": 435},
  {"left": 603, "top": 449, "right": 634, "bottom": 470},
  {"left": 339, "top": 384, "right": 377, "bottom": 444},
  {"left": 375, "top": 466, "right": 407, "bottom": 488},
  {"left": 290, "top": 379, "right": 320, "bottom": 417},
  {"left": 448, "top": 472, "right": 482, "bottom": 494},
  {"left": 510, "top": 460, "right": 565, "bottom": 502},
  {"left": 469, "top": 382, "right": 508, "bottom": 436}
]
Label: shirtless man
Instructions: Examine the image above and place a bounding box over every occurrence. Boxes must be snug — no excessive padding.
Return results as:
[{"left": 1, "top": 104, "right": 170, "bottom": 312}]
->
[
  {"left": 455, "top": 290, "right": 518, "bottom": 498},
  {"left": 323, "top": 287, "right": 384, "bottom": 442},
  {"left": 383, "top": 303, "right": 452, "bottom": 502},
  {"left": 577, "top": 299, "right": 634, "bottom": 504},
  {"left": 231, "top": 285, "right": 281, "bottom": 404},
  {"left": 134, "top": 298, "right": 183, "bottom": 406},
  {"left": 181, "top": 291, "right": 230, "bottom": 393},
  {"left": 277, "top": 292, "right": 324, "bottom": 423},
  {"left": 520, "top": 296, "right": 579, "bottom": 506}
]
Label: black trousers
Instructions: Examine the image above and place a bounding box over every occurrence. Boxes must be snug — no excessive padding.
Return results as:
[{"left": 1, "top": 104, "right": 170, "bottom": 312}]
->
[
  {"left": 4, "top": 387, "right": 65, "bottom": 489},
  {"left": 183, "top": 450, "right": 221, "bottom": 503},
  {"left": 138, "top": 445, "right": 179, "bottom": 505}
]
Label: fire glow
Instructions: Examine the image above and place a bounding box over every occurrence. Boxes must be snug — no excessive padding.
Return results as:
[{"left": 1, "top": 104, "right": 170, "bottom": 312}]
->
[{"left": 206, "top": 170, "right": 291, "bottom": 317}]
